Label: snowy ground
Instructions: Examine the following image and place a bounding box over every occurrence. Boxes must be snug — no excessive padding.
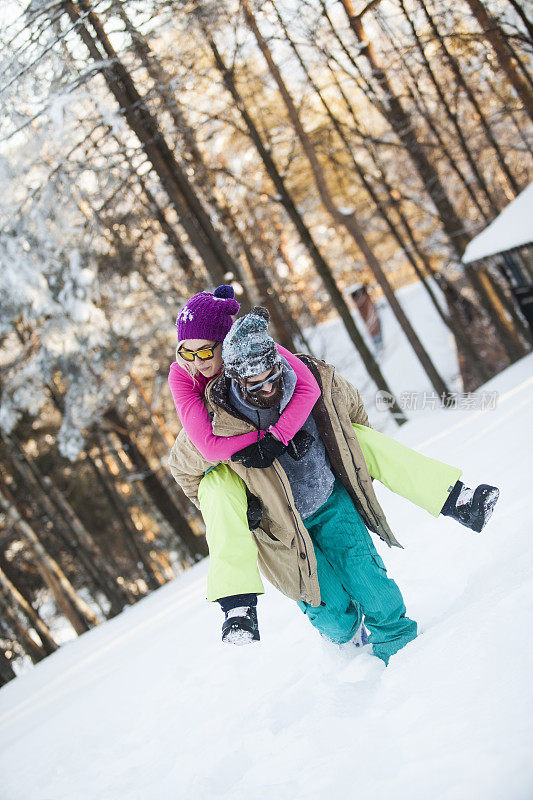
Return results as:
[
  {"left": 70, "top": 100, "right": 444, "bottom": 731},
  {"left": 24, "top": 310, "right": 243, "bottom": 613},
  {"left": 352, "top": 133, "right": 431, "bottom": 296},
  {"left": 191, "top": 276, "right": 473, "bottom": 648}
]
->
[{"left": 1, "top": 287, "right": 533, "bottom": 800}]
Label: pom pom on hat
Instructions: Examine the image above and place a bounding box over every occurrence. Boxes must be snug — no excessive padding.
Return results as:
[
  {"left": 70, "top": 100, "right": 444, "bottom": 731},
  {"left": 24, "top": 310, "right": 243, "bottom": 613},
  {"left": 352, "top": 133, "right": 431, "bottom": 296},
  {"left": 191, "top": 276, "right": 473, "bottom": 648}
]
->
[
  {"left": 249, "top": 306, "right": 269, "bottom": 321},
  {"left": 214, "top": 284, "right": 234, "bottom": 299},
  {"left": 223, "top": 306, "right": 279, "bottom": 379}
]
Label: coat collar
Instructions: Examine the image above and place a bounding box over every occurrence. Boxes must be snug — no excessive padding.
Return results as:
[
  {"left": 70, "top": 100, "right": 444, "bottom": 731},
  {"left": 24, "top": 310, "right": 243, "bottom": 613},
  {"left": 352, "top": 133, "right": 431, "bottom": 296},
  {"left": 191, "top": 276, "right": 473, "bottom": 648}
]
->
[{"left": 206, "top": 372, "right": 256, "bottom": 435}]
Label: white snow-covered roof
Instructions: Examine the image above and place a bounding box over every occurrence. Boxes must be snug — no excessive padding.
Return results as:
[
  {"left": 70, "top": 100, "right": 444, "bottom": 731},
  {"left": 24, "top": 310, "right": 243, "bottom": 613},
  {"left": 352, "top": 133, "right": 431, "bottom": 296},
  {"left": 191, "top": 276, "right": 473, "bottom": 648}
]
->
[{"left": 462, "top": 182, "right": 533, "bottom": 263}]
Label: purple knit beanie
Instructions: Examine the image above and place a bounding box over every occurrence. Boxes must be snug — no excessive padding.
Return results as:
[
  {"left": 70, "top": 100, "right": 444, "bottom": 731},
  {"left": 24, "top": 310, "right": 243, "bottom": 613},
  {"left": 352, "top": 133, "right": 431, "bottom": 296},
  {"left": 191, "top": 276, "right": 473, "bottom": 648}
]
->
[{"left": 176, "top": 285, "right": 240, "bottom": 342}]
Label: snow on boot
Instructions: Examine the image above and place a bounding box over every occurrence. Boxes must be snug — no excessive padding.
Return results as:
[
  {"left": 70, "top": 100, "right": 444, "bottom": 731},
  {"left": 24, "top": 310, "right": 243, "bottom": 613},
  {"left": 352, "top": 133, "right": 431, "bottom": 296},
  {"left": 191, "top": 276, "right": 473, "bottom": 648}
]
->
[
  {"left": 441, "top": 481, "right": 500, "bottom": 533},
  {"left": 221, "top": 606, "right": 260, "bottom": 645}
]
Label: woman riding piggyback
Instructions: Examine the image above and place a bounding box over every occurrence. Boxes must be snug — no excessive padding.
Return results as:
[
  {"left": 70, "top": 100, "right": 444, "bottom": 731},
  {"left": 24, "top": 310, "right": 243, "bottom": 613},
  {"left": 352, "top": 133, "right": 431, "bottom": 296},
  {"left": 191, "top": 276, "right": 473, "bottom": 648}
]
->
[{"left": 168, "top": 285, "right": 320, "bottom": 462}]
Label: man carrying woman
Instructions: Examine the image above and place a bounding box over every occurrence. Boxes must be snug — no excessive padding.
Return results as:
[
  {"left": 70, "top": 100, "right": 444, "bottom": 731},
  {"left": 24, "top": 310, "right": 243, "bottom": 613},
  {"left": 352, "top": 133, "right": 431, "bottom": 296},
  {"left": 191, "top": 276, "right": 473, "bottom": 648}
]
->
[{"left": 168, "top": 287, "right": 499, "bottom": 661}]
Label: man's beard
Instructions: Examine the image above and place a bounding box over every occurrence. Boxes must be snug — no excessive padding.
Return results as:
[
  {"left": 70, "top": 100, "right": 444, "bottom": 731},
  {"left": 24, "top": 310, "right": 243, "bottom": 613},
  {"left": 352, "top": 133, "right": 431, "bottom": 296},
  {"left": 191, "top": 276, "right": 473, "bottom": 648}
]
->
[{"left": 242, "top": 381, "right": 283, "bottom": 409}]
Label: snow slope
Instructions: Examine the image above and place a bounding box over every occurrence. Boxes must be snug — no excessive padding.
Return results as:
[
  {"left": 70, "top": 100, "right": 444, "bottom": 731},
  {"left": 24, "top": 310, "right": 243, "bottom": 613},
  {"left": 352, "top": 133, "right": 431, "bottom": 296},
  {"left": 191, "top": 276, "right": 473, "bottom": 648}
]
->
[{"left": 1, "top": 350, "right": 533, "bottom": 800}]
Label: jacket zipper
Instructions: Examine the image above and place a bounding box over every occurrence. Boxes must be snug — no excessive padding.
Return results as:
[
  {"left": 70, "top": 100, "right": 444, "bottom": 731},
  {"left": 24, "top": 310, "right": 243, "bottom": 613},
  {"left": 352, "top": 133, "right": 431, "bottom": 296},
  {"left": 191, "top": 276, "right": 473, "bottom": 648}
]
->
[
  {"left": 252, "top": 409, "right": 312, "bottom": 579},
  {"left": 328, "top": 375, "right": 382, "bottom": 533},
  {"left": 272, "top": 463, "right": 312, "bottom": 578}
]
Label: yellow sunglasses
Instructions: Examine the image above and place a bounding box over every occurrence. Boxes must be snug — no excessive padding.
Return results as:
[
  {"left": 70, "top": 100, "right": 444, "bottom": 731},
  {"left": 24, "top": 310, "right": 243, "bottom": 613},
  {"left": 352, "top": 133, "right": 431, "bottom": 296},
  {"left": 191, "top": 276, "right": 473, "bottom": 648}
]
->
[{"left": 177, "top": 342, "right": 220, "bottom": 362}]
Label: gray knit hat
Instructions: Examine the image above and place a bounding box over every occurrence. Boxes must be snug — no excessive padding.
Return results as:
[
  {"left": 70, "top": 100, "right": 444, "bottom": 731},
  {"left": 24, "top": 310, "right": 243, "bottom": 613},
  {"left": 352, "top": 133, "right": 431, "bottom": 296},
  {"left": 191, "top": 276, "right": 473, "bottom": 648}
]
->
[{"left": 222, "top": 307, "right": 280, "bottom": 380}]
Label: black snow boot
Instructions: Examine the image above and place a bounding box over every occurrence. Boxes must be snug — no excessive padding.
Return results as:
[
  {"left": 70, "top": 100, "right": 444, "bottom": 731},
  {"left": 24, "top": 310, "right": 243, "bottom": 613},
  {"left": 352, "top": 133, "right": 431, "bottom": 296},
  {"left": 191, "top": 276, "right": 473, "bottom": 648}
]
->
[
  {"left": 218, "top": 594, "right": 260, "bottom": 645},
  {"left": 441, "top": 481, "right": 500, "bottom": 533}
]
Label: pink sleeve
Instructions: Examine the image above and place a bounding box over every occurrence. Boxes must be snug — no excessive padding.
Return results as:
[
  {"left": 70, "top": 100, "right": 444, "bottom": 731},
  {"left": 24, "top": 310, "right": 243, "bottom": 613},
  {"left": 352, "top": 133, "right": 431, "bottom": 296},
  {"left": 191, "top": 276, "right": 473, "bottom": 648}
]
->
[
  {"left": 168, "top": 362, "right": 262, "bottom": 461},
  {"left": 269, "top": 344, "right": 321, "bottom": 445},
  {"left": 167, "top": 345, "right": 320, "bottom": 459}
]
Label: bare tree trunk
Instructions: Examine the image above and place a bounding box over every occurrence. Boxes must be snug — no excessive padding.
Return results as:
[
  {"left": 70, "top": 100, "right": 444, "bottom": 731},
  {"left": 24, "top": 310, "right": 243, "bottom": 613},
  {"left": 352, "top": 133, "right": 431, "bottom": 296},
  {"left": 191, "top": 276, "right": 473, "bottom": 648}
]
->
[
  {"left": 465, "top": 263, "right": 527, "bottom": 362},
  {"left": 0, "top": 591, "right": 48, "bottom": 663},
  {"left": 0, "top": 486, "right": 100, "bottom": 635},
  {"left": 0, "top": 647, "right": 16, "bottom": 686},
  {"left": 41, "top": 474, "right": 135, "bottom": 608},
  {"left": 481, "top": 263, "right": 532, "bottom": 344},
  {"left": 253, "top": 218, "right": 317, "bottom": 354},
  {"left": 398, "top": 0, "right": 499, "bottom": 214},
  {"left": 219, "top": 201, "right": 299, "bottom": 352},
  {"left": 136, "top": 176, "right": 198, "bottom": 283},
  {"left": 506, "top": 0, "right": 533, "bottom": 48},
  {"left": 4, "top": 440, "right": 130, "bottom": 615},
  {"left": 420, "top": 0, "right": 522, "bottom": 193},
  {"left": 0, "top": 564, "right": 58, "bottom": 655},
  {"left": 97, "top": 431, "right": 169, "bottom": 585},
  {"left": 60, "top": 0, "right": 240, "bottom": 287},
  {"left": 274, "top": 224, "right": 322, "bottom": 354},
  {"left": 240, "top": 0, "right": 451, "bottom": 401},
  {"left": 360, "top": 9, "right": 528, "bottom": 357},
  {"left": 337, "top": 0, "right": 469, "bottom": 257},
  {"left": 106, "top": 0, "right": 256, "bottom": 310},
  {"left": 482, "top": 71, "right": 533, "bottom": 154},
  {"left": 98, "top": 431, "right": 171, "bottom": 586},
  {"left": 84, "top": 441, "right": 160, "bottom": 592},
  {"left": 128, "top": 371, "right": 177, "bottom": 449},
  {"left": 103, "top": 408, "right": 208, "bottom": 560},
  {"left": 270, "top": 2, "right": 444, "bottom": 284},
  {"left": 323, "top": 41, "right": 489, "bottom": 223},
  {"left": 205, "top": 34, "right": 407, "bottom": 424},
  {"left": 126, "top": 375, "right": 206, "bottom": 530},
  {"left": 268, "top": 0, "right": 488, "bottom": 384},
  {"left": 11, "top": 459, "right": 108, "bottom": 615},
  {"left": 464, "top": 0, "right": 533, "bottom": 118}
]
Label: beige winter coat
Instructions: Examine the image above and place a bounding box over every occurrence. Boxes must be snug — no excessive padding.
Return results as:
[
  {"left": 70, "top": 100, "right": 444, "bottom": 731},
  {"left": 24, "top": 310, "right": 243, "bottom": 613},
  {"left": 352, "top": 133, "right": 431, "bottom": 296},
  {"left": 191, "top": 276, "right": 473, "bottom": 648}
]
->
[{"left": 168, "top": 356, "right": 400, "bottom": 607}]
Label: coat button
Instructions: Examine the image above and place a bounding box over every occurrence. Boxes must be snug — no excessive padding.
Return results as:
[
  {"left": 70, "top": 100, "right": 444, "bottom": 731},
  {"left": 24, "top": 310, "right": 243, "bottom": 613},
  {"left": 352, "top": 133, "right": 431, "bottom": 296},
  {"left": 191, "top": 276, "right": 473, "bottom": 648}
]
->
[{"left": 299, "top": 552, "right": 306, "bottom": 559}]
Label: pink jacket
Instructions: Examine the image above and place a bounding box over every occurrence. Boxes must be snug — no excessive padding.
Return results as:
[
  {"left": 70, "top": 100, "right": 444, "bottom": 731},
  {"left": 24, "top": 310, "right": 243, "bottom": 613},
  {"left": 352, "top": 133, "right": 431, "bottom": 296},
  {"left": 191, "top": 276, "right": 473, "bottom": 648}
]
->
[{"left": 168, "top": 344, "right": 320, "bottom": 461}]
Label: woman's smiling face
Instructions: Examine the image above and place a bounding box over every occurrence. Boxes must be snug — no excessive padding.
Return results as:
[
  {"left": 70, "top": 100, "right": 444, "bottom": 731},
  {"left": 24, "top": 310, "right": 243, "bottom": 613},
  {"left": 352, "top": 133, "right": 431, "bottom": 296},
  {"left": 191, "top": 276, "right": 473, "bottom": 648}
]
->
[{"left": 178, "top": 339, "right": 223, "bottom": 378}]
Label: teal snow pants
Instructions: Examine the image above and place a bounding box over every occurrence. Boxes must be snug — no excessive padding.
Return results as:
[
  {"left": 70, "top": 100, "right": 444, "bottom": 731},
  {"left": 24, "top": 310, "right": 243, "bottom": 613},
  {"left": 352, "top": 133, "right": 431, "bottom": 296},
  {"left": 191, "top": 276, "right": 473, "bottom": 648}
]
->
[{"left": 297, "top": 479, "right": 417, "bottom": 664}]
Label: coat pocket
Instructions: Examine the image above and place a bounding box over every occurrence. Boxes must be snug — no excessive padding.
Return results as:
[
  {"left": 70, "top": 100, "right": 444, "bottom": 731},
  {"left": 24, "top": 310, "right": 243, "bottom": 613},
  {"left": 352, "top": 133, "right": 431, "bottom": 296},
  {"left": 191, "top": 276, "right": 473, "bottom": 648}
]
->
[
  {"left": 253, "top": 525, "right": 294, "bottom": 550},
  {"left": 252, "top": 527, "right": 301, "bottom": 603}
]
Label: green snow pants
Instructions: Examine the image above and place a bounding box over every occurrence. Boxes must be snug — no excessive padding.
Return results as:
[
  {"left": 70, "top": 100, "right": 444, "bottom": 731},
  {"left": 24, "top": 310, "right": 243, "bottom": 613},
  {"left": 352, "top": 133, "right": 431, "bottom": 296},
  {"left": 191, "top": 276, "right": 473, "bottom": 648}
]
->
[
  {"left": 352, "top": 424, "right": 462, "bottom": 517},
  {"left": 297, "top": 479, "right": 417, "bottom": 664},
  {"left": 199, "top": 424, "right": 462, "bottom": 602},
  {"left": 199, "top": 464, "right": 265, "bottom": 601}
]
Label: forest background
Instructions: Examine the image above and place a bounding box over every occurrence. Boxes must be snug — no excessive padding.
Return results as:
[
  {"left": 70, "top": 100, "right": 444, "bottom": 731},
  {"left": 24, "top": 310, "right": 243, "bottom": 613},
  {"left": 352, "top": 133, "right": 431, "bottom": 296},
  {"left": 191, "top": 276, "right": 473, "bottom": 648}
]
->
[{"left": 0, "top": 0, "right": 531, "bottom": 685}]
